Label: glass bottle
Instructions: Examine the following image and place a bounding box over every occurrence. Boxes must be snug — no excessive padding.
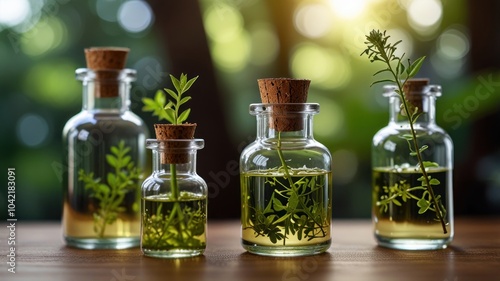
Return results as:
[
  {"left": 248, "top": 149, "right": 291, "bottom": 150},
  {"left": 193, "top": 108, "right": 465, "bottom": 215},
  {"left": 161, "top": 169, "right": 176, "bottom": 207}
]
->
[
  {"left": 62, "top": 68, "right": 148, "bottom": 249},
  {"left": 240, "top": 103, "right": 333, "bottom": 256},
  {"left": 141, "top": 139, "right": 207, "bottom": 258},
  {"left": 372, "top": 79, "right": 454, "bottom": 250}
]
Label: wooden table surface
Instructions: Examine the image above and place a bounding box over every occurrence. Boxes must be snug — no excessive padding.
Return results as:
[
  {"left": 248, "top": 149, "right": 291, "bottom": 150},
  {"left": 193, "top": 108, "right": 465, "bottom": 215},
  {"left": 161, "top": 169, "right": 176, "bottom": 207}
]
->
[{"left": 1, "top": 218, "right": 499, "bottom": 281}]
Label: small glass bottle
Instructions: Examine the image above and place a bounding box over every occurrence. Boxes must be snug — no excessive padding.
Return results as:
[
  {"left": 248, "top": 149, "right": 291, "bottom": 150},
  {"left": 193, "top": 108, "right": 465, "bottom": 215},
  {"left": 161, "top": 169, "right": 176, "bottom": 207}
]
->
[
  {"left": 62, "top": 48, "right": 148, "bottom": 249},
  {"left": 240, "top": 101, "right": 333, "bottom": 256},
  {"left": 372, "top": 79, "right": 454, "bottom": 250},
  {"left": 141, "top": 139, "right": 207, "bottom": 258}
]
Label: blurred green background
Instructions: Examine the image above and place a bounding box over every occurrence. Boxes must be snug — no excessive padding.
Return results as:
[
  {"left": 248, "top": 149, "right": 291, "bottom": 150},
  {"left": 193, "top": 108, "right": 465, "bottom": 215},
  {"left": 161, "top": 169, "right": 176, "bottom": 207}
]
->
[{"left": 1, "top": 0, "right": 499, "bottom": 221}]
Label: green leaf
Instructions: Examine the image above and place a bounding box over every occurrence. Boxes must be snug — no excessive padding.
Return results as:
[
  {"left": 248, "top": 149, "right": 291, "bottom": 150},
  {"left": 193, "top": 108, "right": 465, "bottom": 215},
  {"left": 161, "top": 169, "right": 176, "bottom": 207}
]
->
[
  {"left": 165, "top": 89, "right": 177, "bottom": 101},
  {"left": 429, "top": 178, "right": 441, "bottom": 185},
  {"left": 392, "top": 198, "right": 402, "bottom": 206},
  {"left": 417, "top": 197, "right": 430, "bottom": 214},
  {"left": 106, "top": 155, "right": 118, "bottom": 167},
  {"left": 419, "top": 145, "right": 429, "bottom": 153},
  {"left": 154, "top": 90, "right": 166, "bottom": 106},
  {"left": 179, "top": 96, "right": 192, "bottom": 106},
  {"left": 170, "top": 74, "right": 181, "bottom": 93},
  {"left": 373, "top": 68, "right": 391, "bottom": 76},
  {"left": 121, "top": 155, "right": 131, "bottom": 167},
  {"left": 407, "top": 56, "right": 426, "bottom": 78},
  {"left": 272, "top": 196, "right": 285, "bottom": 211},
  {"left": 98, "top": 184, "right": 110, "bottom": 195},
  {"left": 107, "top": 173, "right": 117, "bottom": 188},
  {"left": 288, "top": 193, "right": 299, "bottom": 210},
  {"left": 164, "top": 108, "right": 176, "bottom": 124},
  {"left": 370, "top": 79, "right": 394, "bottom": 86},
  {"left": 184, "top": 76, "right": 199, "bottom": 92},
  {"left": 422, "top": 161, "right": 439, "bottom": 168},
  {"left": 401, "top": 134, "right": 413, "bottom": 140},
  {"left": 177, "top": 108, "right": 191, "bottom": 124}
]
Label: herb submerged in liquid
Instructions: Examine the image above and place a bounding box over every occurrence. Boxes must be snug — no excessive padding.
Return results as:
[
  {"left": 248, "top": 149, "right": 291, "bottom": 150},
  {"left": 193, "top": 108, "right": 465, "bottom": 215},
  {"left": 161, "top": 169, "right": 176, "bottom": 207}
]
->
[
  {"left": 78, "top": 140, "right": 141, "bottom": 237},
  {"left": 242, "top": 131, "right": 331, "bottom": 245}
]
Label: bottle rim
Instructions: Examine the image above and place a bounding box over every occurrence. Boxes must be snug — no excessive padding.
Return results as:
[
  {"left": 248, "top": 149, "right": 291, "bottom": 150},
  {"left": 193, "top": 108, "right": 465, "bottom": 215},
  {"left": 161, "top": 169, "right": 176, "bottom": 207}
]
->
[
  {"left": 249, "top": 103, "right": 319, "bottom": 115},
  {"left": 75, "top": 68, "right": 137, "bottom": 82},
  {"left": 383, "top": 84, "right": 442, "bottom": 97},
  {"left": 146, "top": 138, "right": 205, "bottom": 151}
]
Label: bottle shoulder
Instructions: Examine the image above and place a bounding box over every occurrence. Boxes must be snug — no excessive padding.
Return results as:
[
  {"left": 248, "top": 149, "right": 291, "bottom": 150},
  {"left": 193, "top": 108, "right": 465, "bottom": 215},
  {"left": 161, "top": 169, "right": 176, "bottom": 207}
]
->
[
  {"left": 63, "top": 110, "right": 149, "bottom": 137},
  {"left": 373, "top": 123, "right": 451, "bottom": 138}
]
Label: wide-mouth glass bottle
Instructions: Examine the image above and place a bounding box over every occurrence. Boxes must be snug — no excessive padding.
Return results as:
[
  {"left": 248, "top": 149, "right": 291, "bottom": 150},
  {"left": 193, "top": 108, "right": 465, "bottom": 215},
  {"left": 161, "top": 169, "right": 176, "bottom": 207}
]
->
[
  {"left": 372, "top": 79, "right": 454, "bottom": 250},
  {"left": 62, "top": 68, "right": 148, "bottom": 249},
  {"left": 240, "top": 103, "right": 333, "bottom": 256},
  {"left": 141, "top": 139, "right": 207, "bottom": 258}
]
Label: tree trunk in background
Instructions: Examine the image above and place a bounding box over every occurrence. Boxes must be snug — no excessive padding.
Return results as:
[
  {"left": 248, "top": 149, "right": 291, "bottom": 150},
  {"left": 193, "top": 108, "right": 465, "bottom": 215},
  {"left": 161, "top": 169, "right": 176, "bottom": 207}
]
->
[
  {"left": 148, "top": 0, "right": 240, "bottom": 219},
  {"left": 453, "top": 0, "right": 500, "bottom": 215},
  {"left": 265, "top": 0, "right": 295, "bottom": 77},
  {"left": 468, "top": 0, "right": 500, "bottom": 72}
]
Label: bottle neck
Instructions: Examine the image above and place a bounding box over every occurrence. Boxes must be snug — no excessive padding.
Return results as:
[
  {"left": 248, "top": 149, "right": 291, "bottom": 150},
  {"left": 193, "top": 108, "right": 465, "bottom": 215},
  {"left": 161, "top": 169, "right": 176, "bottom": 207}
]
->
[
  {"left": 147, "top": 139, "right": 204, "bottom": 175},
  {"left": 77, "top": 68, "right": 136, "bottom": 113},
  {"left": 385, "top": 84, "right": 441, "bottom": 126},
  {"left": 251, "top": 103, "right": 318, "bottom": 141}
]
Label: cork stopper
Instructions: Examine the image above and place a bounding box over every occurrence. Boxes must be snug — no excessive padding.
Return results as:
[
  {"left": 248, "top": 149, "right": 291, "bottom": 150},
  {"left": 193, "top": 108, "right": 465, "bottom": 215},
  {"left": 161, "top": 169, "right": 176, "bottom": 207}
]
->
[
  {"left": 84, "top": 47, "right": 130, "bottom": 98},
  {"left": 257, "top": 78, "right": 310, "bottom": 132},
  {"left": 403, "top": 78, "right": 429, "bottom": 114},
  {"left": 154, "top": 123, "right": 197, "bottom": 164}
]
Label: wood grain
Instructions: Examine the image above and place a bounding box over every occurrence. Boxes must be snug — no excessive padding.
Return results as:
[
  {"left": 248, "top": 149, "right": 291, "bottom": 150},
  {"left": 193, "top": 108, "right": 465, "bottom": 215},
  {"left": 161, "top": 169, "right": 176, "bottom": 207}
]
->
[{"left": 1, "top": 218, "right": 499, "bottom": 281}]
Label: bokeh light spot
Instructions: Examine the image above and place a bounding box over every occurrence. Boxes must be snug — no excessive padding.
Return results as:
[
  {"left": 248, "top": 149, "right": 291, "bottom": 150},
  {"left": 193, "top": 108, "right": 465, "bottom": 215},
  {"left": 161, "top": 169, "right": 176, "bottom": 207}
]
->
[
  {"left": 118, "top": 0, "right": 153, "bottom": 33},
  {"left": 407, "top": 0, "right": 442, "bottom": 34},
  {"left": 291, "top": 44, "right": 351, "bottom": 90},
  {"left": 248, "top": 23, "right": 279, "bottom": 66},
  {"left": 20, "top": 17, "right": 66, "bottom": 56},
  {"left": 16, "top": 113, "right": 49, "bottom": 147},
  {"left": 294, "top": 3, "right": 333, "bottom": 39},
  {"left": 313, "top": 96, "right": 345, "bottom": 140},
  {"left": 24, "top": 60, "right": 80, "bottom": 108},
  {"left": 387, "top": 28, "right": 413, "bottom": 59},
  {"left": 96, "top": 0, "right": 121, "bottom": 22},
  {"left": 437, "top": 27, "right": 469, "bottom": 60},
  {"left": 0, "top": 0, "right": 30, "bottom": 27},
  {"left": 211, "top": 31, "right": 251, "bottom": 72},
  {"left": 204, "top": 3, "right": 243, "bottom": 43}
]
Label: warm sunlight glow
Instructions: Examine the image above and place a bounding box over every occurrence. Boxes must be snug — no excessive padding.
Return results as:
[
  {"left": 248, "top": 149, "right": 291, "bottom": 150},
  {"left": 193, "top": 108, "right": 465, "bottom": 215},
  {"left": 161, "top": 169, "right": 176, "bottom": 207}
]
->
[
  {"left": 294, "top": 3, "right": 333, "bottom": 38},
  {"left": 407, "top": 0, "right": 442, "bottom": 34},
  {"left": 329, "top": 0, "right": 369, "bottom": 19}
]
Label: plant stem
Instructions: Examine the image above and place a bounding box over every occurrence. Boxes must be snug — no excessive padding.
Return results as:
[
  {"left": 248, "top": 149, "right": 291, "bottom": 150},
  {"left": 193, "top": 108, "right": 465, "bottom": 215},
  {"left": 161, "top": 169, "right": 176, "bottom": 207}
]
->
[
  {"left": 403, "top": 105, "right": 447, "bottom": 233},
  {"left": 393, "top": 76, "right": 447, "bottom": 234},
  {"left": 276, "top": 132, "right": 326, "bottom": 238},
  {"left": 169, "top": 164, "right": 186, "bottom": 240}
]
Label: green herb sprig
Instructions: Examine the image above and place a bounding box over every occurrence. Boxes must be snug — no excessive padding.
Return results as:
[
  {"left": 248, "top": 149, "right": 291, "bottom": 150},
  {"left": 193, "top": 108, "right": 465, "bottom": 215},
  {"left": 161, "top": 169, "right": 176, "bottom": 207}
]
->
[
  {"left": 142, "top": 73, "right": 198, "bottom": 125},
  {"left": 361, "top": 29, "right": 447, "bottom": 233},
  {"left": 141, "top": 73, "right": 204, "bottom": 249},
  {"left": 79, "top": 140, "right": 141, "bottom": 237}
]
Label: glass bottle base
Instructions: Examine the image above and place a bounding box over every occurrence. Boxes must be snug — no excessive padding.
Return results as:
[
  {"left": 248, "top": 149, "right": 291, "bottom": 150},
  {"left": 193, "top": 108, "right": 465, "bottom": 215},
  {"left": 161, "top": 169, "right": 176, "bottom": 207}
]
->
[
  {"left": 142, "top": 248, "right": 205, "bottom": 258},
  {"left": 64, "top": 236, "right": 139, "bottom": 250},
  {"left": 242, "top": 239, "right": 331, "bottom": 257},
  {"left": 375, "top": 235, "right": 451, "bottom": 250}
]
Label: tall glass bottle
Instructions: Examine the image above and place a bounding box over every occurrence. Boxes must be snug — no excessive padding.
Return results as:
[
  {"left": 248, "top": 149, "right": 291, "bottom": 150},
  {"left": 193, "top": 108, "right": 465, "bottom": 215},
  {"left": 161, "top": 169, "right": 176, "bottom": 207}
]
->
[
  {"left": 141, "top": 139, "right": 207, "bottom": 258},
  {"left": 62, "top": 48, "right": 148, "bottom": 249},
  {"left": 240, "top": 102, "right": 333, "bottom": 257},
  {"left": 372, "top": 79, "right": 454, "bottom": 250}
]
